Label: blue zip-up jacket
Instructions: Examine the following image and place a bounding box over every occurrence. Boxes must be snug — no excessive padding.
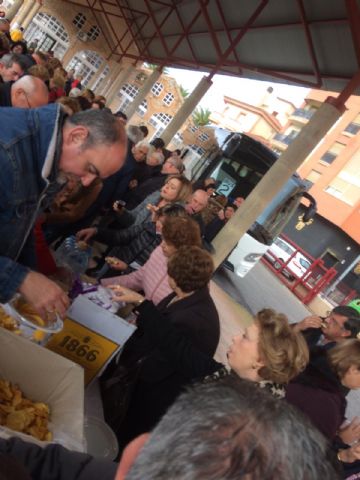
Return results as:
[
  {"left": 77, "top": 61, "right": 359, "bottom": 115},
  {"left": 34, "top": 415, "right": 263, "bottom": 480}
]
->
[{"left": 0, "top": 104, "right": 63, "bottom": 302}]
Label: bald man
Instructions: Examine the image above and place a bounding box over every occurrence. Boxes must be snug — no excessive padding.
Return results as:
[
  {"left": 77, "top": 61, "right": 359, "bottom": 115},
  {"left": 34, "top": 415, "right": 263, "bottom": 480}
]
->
[{"left": 0, "top": 74, "right": 48, "bottom": 108}]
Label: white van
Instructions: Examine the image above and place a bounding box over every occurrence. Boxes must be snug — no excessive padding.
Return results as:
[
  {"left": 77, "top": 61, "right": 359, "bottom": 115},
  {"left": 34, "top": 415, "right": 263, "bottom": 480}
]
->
[{"left": 264, "top": 237, "right": 312, "bottom": 280}]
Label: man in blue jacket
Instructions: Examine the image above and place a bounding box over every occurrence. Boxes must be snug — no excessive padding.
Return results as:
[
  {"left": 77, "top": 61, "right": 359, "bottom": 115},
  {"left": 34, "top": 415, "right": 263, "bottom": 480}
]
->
[{"left": 0, "top": 104, "right": 127, "bottom": 318}]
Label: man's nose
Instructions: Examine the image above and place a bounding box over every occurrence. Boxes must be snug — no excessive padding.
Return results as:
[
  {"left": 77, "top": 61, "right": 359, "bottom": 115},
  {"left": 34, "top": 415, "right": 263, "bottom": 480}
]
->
[{"left": 81, "top": 173, "right": 96, "bottom": 187}]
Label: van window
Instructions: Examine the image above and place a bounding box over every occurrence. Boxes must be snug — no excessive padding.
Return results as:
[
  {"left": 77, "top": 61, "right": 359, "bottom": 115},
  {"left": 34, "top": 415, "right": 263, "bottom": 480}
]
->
[{"left": 275, "top": 238, "right": 295, "bottom": 255}]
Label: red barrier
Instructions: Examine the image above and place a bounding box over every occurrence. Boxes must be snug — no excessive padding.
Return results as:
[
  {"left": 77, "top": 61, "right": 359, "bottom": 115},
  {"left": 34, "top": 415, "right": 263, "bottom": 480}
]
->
[{"left": 261, "top": 235, "right": 337, "bottom": 305}]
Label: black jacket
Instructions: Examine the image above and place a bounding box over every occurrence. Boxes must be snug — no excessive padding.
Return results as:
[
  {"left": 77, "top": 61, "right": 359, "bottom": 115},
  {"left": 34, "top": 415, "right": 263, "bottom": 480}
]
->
[
  {"left": 0, "top": 437, "right": 117, "bottom": 480},
  {"left": 113, "top": 287, "right": 220, "bottom": 449},
  {"left": 124, "top": 172, "right": 168, "bottom": 209},
  {"left": 0, "top": 81, "right": 12, "bottom": 107}
]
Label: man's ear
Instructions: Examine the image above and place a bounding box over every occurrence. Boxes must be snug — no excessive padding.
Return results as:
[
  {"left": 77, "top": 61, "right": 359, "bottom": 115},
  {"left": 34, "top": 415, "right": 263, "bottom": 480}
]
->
[
  {"left": 342, "top": 329, "right": 352, "bottom": 338},
  {"left": 64, "top": 125, "right": 89, "bottom": 147}
]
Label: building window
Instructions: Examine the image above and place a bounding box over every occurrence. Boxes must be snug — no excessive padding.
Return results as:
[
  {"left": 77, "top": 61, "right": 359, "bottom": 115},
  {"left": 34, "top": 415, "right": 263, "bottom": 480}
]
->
[
  {"left": 88, "top": 25, "right": 100, "bottom": 41},
  {"left": 198, "top": 132, "right": 210, "bottom": 143},
  {"left": 320, "top": 142, "right": 344, "bottom": 165},
  {"left": 325, "top": 176, "right": 360, "bottom": 205},
  {"left": 67, "top": 50, "right": 104, "bottom": 86},
  {"left": 343, "top": 114, "right": 360, "bottom": 135},
  {"left": 163, "top": 92, "right": 174, "bottom": 106},
  {"left": 117, "top": 83, "right": 139, "bottom": 112},
  {"left": 189, "top": 125, "right": 198, "bottom": 133},
  {"left": 137, "top": 100, "right": 147, "bottom": 117},
  {"left": 24, "top": 12, "right": 70, "bottom": 59},
  {"left": 189, "top": 144, "right": 205, "bottom": 156},
  {"left": 148, "top": 112, "right": 172, "bottom": 139},
  {"left": 73, "top": 13, "right": 86, "bottom": 29},
  {"left": 120, "top": 83, "right": 139, "bottom": 98},
  {"left": 306, "top": 170, "right": 322, "bottom": 184},
  {"left": 151, "top": 82, "right": 163, "bottom": 96}
]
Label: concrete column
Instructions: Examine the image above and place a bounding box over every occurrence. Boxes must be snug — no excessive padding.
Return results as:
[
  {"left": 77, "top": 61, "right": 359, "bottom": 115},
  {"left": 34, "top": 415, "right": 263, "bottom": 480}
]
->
[
  {"left": 107, "top": 64, "right": 137, "bottom": 109},
  {"left": 161, "top": 75, "right": 213, "bottom": 146},
  {"left": 211, "top": 101, "right": 343, "bottom": 269},
  {"left": 12, "top": 0, "right": 32, "bottom": 26},
  {"left": 125, "top": 67, "right": 162, "bottom": 120},
  {"left": 21, "top": 2, "right": 41, "bottom": 29},
  {"left": 87, "top": 59, "right": 107, "bottom": 91},
  {"left": 96, "top": 62, "right": 118, "bottom": 96},
  {"left": 61, "top": 43, "right": 80, "bottom": 69},
  {"left": 6, "top": 0, "right": 24, "bottom": 23}
]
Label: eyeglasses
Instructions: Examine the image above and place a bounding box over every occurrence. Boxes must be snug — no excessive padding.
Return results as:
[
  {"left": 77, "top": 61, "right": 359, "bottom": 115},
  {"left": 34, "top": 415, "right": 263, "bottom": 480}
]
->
[{"left": 325, "top": 312, "right": 346, "bottom": 331}]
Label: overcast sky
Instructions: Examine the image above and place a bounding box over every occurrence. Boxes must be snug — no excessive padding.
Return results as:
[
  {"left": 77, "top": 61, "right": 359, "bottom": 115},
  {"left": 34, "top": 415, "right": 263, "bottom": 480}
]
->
[{"left": 167, "top": 67, "right": 310, "bottom": 113}]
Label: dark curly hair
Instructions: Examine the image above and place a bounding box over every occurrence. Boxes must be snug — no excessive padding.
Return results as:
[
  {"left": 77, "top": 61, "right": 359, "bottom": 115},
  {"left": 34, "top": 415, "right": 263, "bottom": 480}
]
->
[
  {"left": 161, "top": 216, "right": 201, "bottom": 249},
  {"left": 167, "top": 246, "right": 214, "bottom": 293}
]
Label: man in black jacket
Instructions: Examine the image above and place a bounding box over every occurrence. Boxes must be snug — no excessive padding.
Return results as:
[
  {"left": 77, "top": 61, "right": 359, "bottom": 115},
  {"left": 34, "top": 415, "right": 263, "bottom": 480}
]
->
[{"left": 293, "top": 305, "right": 360, "bottom": 348}]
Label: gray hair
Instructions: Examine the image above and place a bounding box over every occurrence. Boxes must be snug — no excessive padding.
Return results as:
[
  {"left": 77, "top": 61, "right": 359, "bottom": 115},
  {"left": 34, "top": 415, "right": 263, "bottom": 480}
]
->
[
  {"left": 127, "top": 377, "right": 340, "bottom": 480},
  {"left": 147, "top": 149, "right": 164, "bottom": 164},
  {"left": 0, "top": 53, "right": 27, "bottom": 70},
  {"left": 127, "top": 125, "right": 145, "bottom": 144},
  {"left": 66, "top": 109, "right": 127, "bottom": 150}
]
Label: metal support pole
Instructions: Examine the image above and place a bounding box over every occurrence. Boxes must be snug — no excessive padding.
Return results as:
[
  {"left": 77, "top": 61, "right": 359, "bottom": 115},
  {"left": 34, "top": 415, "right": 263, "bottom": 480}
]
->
[
  {"left": 211, "top": 100, "right": 344, "bottom": 269},
  {"left": 160, "top": 75, "right": 213, "bottom": 146},
  {"left": 125, "top": 67, "right": 162, "bottom": 120}
]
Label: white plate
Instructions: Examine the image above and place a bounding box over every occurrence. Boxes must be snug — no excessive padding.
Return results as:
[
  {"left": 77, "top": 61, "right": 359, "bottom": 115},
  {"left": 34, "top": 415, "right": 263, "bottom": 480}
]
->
[{"left": 84, "top": 416, "right": 119, "bottom": 460}]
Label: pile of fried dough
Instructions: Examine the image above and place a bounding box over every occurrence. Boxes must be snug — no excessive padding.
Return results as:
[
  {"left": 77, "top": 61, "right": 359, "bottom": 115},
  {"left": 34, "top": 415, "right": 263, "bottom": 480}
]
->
[
  {"left": 0, "top": 379, "right": 52, "bottom": 441},
  {"left": 0, "top": 306, "right": 21, "bottom": 334}
]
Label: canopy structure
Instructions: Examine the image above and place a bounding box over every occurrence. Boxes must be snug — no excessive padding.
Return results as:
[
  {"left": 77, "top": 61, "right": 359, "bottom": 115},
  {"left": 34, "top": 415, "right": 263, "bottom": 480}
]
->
[{"left": 63, "top": 0, "right": 360, "bottom": 93}]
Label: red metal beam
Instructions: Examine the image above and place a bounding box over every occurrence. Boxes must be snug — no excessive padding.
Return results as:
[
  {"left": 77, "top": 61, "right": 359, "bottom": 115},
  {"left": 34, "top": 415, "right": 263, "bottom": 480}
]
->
[
  {"left": 345, "top": 0, "right": 360, "bottom": 68},
  {"left": 215, "top": 0, "right": 242, "bottom": 75},
  {"left": 198, "top": 0, "right": 223, "bottom": 58},
  {"left": 165, "top": 0, "right": 204, "bottom": 63},
  {"left": 143, "top": 0, "right": 173, "bottom": 58},
  {"left": 138, "top": 17, "right": 348, "bottom": 41},
  {"left": 296, "top": 0, "right": 321, "bottom": 85},
  {"left": 208, "top": 0, "right": 270, "bottom": 79},
  {"left": 63, "top": 0, "right": 125, "bottom": 18}
]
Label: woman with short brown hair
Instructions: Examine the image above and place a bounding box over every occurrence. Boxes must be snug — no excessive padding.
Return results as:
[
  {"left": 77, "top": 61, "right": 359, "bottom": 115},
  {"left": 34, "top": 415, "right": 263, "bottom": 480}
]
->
[{"left": 106, "top": 246, "right": 220, "bottom": 449}]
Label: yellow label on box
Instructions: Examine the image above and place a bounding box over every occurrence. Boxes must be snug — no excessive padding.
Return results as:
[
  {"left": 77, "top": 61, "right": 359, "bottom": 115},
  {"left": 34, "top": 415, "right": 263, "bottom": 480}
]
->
[{"left": 46, "top": 318, "right": 119, "bottom": 385}]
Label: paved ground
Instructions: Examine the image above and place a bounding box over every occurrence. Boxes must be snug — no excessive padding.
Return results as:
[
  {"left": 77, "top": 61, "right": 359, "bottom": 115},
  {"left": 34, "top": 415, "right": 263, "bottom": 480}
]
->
[{"left": 213, "top": 261, "right": 360, "bottom": 420}]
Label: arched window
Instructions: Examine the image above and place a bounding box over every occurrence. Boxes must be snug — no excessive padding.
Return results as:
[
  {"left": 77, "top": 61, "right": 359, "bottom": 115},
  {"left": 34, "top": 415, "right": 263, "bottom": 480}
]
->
[
  {"left": 67, "top": 50, "right": 105, "bottom": 86},
  {"left": 151, "top": 82, "right": 163, "bottom": 96},
  {"left": 73, "top": 13, "right": 86, "bottom": 29},
  {"left": 92, "top": 65, "right": 110, "bottom": 92},
  {"left": 88, "top": 25, "right": 101, "bottom": 41},
  {"left": 149, "top": 113, "right": 173, "bottom": 139},
  {"left": 24, "top": 12, "right": 69, "bottom": 59}
]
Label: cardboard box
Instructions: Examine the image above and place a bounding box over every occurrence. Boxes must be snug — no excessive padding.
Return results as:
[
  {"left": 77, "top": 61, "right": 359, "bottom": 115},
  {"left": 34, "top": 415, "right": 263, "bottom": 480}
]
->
[
  {"left": 0, "top": 328, "right": 84, "bottom": 451},
  {"left": 46, "top": 296, "right": 136, "bottom": 385}
]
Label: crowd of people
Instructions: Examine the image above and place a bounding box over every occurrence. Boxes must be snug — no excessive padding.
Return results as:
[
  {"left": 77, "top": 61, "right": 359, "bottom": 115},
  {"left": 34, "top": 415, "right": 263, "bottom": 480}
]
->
[{"left": 1, "top": 19, "right": 360, "bottom": 480}]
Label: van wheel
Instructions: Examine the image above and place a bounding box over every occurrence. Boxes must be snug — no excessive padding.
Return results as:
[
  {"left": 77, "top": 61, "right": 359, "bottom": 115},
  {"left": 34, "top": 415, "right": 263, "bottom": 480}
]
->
[{"left": 274, "top": 260, "right": 283, "bottom": 269}]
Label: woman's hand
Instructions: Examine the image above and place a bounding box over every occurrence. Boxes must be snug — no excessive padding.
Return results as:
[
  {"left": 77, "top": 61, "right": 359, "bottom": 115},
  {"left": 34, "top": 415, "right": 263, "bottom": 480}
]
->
[
  {"left": 108, "top": 285, "right": 145, "bottom": 304},
  {"left": 339, "top": 417, "right": 360, "bottom": 445},
  {"left": 146, "top": 204, "right": 159, "bottom": 214},
  {"left": 105, "top": 257, "right": 128, "bottom": 271}
]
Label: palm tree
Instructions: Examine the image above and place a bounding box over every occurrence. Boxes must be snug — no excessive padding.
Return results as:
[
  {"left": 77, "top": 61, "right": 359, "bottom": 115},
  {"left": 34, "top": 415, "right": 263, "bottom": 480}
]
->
[
  {"left": 179, "top": 85, "right": 189, "bottom": 99},
  {"left": 192, "top": 106, "right": 211, "bottom": 126}
]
